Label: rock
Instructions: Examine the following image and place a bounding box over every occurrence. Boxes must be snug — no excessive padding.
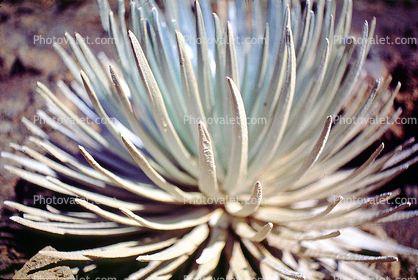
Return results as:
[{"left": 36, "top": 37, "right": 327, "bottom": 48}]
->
[
  {"left": 13, "top": 246, "right": 74, "bottom": 280},
  {"left": 0, "top": 121, "right": 14, "bottom": 134},
  {"left": 21, "top": 266, "right": 75, "bottom": 280}
]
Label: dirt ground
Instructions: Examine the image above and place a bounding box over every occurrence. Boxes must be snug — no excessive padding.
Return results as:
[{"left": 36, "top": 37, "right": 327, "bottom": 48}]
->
[{"left": 0, "top": 0, "right": 417, "bottom": 279}]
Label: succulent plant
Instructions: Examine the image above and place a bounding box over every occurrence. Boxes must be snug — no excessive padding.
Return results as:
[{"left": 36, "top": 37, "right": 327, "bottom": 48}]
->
[{"left": 3, "top": 0, "right": 418, "bottom": 279}]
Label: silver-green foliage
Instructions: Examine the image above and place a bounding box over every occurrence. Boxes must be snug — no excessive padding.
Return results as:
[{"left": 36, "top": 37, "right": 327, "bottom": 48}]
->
[{"left": 4, "top": 0, "right": 418, "bottom": 279}]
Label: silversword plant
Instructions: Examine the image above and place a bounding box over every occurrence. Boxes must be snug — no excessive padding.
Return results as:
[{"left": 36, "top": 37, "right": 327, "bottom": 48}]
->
[{"left": 3, "top": 0, "right": 418, "bottom": 279}]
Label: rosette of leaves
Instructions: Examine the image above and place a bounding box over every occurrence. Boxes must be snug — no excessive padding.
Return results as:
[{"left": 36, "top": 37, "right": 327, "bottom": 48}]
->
[{"left": 3, "top": 0, "right": 418, "bottom": 279}]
